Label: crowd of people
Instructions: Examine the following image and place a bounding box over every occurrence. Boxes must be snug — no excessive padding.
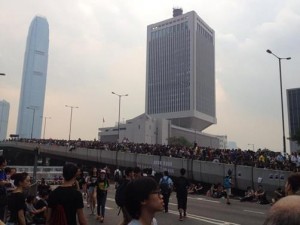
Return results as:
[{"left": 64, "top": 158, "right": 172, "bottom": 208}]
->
[
  {"left": 1, "top": 152, "right": 300, "bottom": 224},
  {"left": 4, "top": 138, "right": 300, "bottom": 172}
]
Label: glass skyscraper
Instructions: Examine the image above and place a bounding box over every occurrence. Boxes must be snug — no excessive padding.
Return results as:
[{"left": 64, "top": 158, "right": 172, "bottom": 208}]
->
[
  {"left": 146, "top": 9, "right": 216, "bottom": 131},
  {"left": 0, "top": 100, "right": 10, "bottom": 140},
  {"left": 16, "top": 16, "right": 49, "bottom": 138},
  {"left": 287, "top": 88, "right": 300, "bottom": 152}
]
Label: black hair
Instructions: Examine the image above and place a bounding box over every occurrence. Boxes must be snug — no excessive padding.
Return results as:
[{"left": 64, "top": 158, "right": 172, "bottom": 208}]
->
[
  {"left": 63, "top": 163, "right": 78, "bottom": 181},
  {"left": 163, "top": 171, "right": 169, "bottom": 176},
  {"left": 124, "top": 177, "right": 158, "bottom": 219},
  {"left": 287, "top": 173, "right": 300, "bottom": 193},
  {"left": 26, "top": 195, "right": 36, "bottom": 203},
  {"left": 11, "top": 172, "right": 29, "bottom": 187},
  {"left": 133, "top": 166, "right": 141, "bottom": 174},
  {"left": 180, "top": 168, "right": 186, "bottom": 176},
  {"left": 125, "top": 167, "right": 133, "bottom": 176}
]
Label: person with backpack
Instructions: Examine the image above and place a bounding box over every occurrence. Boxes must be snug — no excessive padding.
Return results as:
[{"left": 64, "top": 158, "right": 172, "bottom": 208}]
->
[
  {"left": 94, "top": 170, "right": 109, "bottom": 223},
  {"left": 115, "top": 167, "right": 134, "bottom": 218},
  {"left": 46, "top": 164, "right": 87, "bottom": 225},
  {"left": 159, "top": 171, "right": 173, "bottom": 213}
]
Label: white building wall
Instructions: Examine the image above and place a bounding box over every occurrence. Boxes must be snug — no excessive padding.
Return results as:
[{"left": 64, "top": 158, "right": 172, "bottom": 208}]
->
[
  {"left": 0, "top": 100, "right": 10, "bottom": 140},
  {"left": 16, "top": 16, "right": 49, "bottom": 139}
]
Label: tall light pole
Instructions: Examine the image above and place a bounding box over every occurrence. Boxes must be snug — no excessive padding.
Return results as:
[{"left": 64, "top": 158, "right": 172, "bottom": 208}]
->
[
  {"left": 111, "top": 92, "right": 128, "bottom": 142},
  {"left": 41, "top": 116, "right": 51, "bottom": 139},
  {"left": 65, "top": 105, "right": 78, "bottom": 141},
  {"left": 26, "top": 106, "right": 38, "bottom": 139},
  {"left": 266, "top": 49, "right": 291, "bottom": 155}
]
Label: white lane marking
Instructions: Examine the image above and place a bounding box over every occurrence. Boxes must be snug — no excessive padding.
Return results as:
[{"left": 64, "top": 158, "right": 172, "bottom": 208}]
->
[
  {"left": 243, "top": 209, "right": 265, "bottom": 215},
  {"left": 188, "top": 196, "right": 220, "bottom": 203},
  {"left": 105, "top": 206, "right": 113, "bottom": 210},
  {"left": 168, "top": 210, "right": 240, "bottom": 225},
  {"left": 107, "top": 197, "right": 115, "bottom": 201},
  {"left": 169, "top": 203, "right": 177, "bottom": 206}
]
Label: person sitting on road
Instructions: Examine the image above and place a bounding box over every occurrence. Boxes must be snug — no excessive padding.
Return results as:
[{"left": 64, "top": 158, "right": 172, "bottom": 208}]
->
[
  {"left": 240, "top": 186, "right": 255, "bottom": 202},
  {"left": 255, "top": 185, "right": 269, "bottom": 204},
  {"left": 271, "top": 187, "right": 284, "bottom": 205}
]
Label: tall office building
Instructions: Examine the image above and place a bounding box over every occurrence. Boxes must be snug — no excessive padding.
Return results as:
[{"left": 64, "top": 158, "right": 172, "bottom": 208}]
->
[
  {"left": 146, "top": 9, "right": 216, "bottom": 131},
  {"left": 16, "top": 16, "right": 49, "bottom": 138},
  {"left": 287, "top": 88, "right": 300, "bottom": 153},
  {"left": 0, "top": 100, "right": 10, "bottom": 140}
]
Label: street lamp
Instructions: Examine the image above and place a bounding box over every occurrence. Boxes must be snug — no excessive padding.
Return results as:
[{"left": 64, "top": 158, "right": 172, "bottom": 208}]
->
[
  {"left": 41, "top": 116, "right": 51, "bottom": 139},
  {"left": 111, "top": 92, "right": 128, "bottom": 142},
  {"left": 26, "top": 106, "right": 38, "bottom": 139},
  {"left": 266, "top": 49, "right": 291, "bottom": 155},
  {"left": 65, "top": 105, "right": 79, "bottom": 141}
]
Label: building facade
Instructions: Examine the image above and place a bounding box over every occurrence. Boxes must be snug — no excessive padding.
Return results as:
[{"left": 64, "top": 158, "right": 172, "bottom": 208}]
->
[
  {"left": 16, "top": 16, "right": 49, "bottom": 139},
  {"left": 287, "top": 88, "right": 300, "bottom": 153},
  {"left": 146, "top": 9, "right": 216, "bottom": 131},
  {"left": 0, "top": 100, "right": 10, "bottom": 140}
]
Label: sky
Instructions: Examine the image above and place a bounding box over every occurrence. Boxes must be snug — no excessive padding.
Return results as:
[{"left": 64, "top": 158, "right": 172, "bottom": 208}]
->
[{"left": 0, "top": 0, "right": 300, "bottom": 152}]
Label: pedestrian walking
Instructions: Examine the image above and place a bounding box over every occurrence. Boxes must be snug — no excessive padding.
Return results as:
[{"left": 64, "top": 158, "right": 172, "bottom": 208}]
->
[
  {"left": 159, "top": 171, "right": 173, "bottom": 213},
  {"left": 94, "top": 169, "right": 109, "bottom": 223},
  {"left": 174, "top": 168, "right": 189, "bottom": 221}
]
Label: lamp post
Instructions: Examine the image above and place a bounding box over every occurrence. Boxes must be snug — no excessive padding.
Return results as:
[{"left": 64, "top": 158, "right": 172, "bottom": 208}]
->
[
  {"left": 266, "top": 49, "right": 291, "bottom": 155},
  {"left": 41, "top": 116, "right": 51, "bottom": 139},
  {"left": 26, "top": 106, "right": 38, "bottom": 139},
  {"left": 65, "top": 105, "right": 78, "bottom": 141},
  {"left": 111, "top": 92, "right": 128, "bottom": 142}
]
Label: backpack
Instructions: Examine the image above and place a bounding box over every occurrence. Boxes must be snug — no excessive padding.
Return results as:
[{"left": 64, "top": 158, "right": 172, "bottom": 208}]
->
[
  {"left": 48, "top": 204, "right": 68, "bottom": 225},
  {"left": 160, "top": 177, "right": 170, "bottom": 194},
  {"left": 115, "top": 179, "right": 129, "bottom": 207}
]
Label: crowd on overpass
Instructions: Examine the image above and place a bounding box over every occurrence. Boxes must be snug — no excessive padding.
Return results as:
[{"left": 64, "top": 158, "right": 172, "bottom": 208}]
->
[{"left": 2, "top": 138, "right": 300, "bottom": 172}]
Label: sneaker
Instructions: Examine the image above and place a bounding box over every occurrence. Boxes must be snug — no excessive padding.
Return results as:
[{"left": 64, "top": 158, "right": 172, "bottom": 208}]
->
[
  {"left": 183, "top": 212, "right": 187, "bottom": 217},
  {"left": 227, "top": 202, "right": 231, "bottom": 205},
  {"left": 100, "top": 217, "right": 104, "bottom": 223}
]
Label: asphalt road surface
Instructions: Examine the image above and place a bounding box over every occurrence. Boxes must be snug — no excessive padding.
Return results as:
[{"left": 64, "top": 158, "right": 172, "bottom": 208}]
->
[{"left": 83, "top": 185, "right": 269, "bottom": 225}]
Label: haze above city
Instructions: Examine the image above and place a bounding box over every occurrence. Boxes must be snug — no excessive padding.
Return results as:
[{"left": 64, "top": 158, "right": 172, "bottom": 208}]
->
[{"left": 0, "top": 0, "right": 300, "bottom": 152}]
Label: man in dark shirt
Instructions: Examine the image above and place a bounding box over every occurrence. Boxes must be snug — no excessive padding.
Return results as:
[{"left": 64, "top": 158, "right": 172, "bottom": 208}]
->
[
  {"left": 174, "top": 168, "right": 189, "bottom": 221},
  {"left": 0, "top": 156, "right": 8, "bottom": 221},
  {"left": 46, "top": 164, "right": 87, "bottom": 225}
]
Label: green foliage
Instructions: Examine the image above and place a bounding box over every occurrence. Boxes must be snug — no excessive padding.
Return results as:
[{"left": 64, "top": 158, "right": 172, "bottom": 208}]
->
[{"left": 168, "top": 136, "right": 193, "bottom": 147}]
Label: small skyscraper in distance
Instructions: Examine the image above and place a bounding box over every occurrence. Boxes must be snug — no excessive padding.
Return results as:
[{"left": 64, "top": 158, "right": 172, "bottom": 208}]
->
[
  {"left": 146, "top": 8, "right": 216, "bottom": 131},
  {"left": 287, "top": 88, "right": 300, "bottom": 153},
  {"left": 0, "top": 100, "right": 10, "bottom": 140},
  {"left": 16, "top": 16, "right": 49, "bottom": 138}
]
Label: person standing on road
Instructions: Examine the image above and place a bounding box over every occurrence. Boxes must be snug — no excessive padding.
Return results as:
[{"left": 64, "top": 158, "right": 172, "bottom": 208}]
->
[
  {"left": 94, "top": 169, "right": 109, "bottom": 223},
  {"left": 0, "top": 156, "right": 9, "bottom": 222},
  {"left": 122, "top": 176, "right": 163, "bottom": 225},
  {"left": 6, "top": 172, "right": 31, "bottom": 225},
  {"left": 86, "top": 167, "right": 98, "bottom": 214},
  {"left": 174, "top": 168, "right": 189, "bottom": 221},
  {"left": 46, "top": 163, "right": 87, "bottom": 225},
  {"left": 159, "top": 171, "right": 173, "bottom": 213}
]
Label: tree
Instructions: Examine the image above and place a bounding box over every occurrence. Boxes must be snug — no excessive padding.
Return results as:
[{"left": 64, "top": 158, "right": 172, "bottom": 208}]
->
[{"left": 168, "top": 136, "right": 193, "bottom": 147}]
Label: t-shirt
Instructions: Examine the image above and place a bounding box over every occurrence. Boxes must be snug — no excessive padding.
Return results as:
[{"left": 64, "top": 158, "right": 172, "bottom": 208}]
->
[
  {"left": 95, "top": 178, "right": 109, "bottom": 195},
  {"left": 7, "top": 192, "right": 26, "bottom": 223},
  {"left": 48, "top": 186, "right": 84, "bottom": 225},
  {"left": 34, "top": 198, "right": 47, "bottom": 219},
  {"left": 175, "top": 176, "right": 189, "bottom": 197}
]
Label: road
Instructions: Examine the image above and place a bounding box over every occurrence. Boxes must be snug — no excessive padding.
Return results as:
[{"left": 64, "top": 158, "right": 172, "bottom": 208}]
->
[{"left": 83, "top": 185, "right": 269, "bottom": 225}]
